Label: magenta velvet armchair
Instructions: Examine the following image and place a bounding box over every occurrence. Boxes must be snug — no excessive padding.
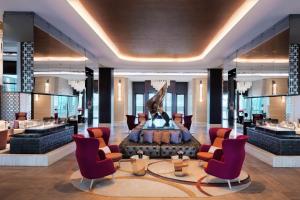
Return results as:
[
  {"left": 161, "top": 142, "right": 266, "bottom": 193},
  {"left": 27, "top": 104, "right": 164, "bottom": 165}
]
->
[
  {"left": 197, "top": 128, "right": 232, "bottom": 161},
  {"left": 183, "top": 115, "right": 193, "bottom": 130},
  {"left": 73, "top": 135, "right": 116, "bottom": 190},
  {"left": 204, "top": 135, "right": 249, "bottom": 189},
  {"left": 126, "top": 115, "right": 137, "bottom": 130},
  {"left": 87, "top": 127, "right": 122, "bottom": 166}
]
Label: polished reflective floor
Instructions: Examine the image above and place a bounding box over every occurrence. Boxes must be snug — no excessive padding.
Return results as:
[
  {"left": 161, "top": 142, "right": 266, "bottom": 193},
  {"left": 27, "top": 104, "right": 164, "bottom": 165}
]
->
[{"left": 0, "top": 123, "right": 299, "bottom": 200}]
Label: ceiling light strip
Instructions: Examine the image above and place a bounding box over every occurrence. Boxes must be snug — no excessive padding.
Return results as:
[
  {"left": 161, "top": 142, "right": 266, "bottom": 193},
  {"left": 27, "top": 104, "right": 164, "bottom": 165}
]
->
[
  {"left": 234, "top": 58, "right": 289, "bottom": 64},
  {"left": 66, "top": 0, "right": 258, "bottom": 62},
  {"left": 34, "top": 56, "right": 88, "bottom": 62},
  {"left": 34, "top": 71, "right": 288, "bottom": 77}
]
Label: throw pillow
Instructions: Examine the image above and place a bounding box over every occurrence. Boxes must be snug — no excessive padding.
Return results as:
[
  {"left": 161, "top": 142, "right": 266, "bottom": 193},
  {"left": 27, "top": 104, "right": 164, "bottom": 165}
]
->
[
  {"left": 92, "top": 129, "right": 103, "bottom": 138},
  {"left": 208, "top": 146, "right": 220, "bottom": 154},
  {"left": 181, "top": 127, "right": 192, "bottom": 142},
  {"left": 170, "top": 130, "right": 182, "bottom": 144},
  {"left": 129, "top": 130, "right": 140, "bottom": 143},
  {"left": 213, "top": 137, "right": 223, "bottom": 148},
  {"left": 143, "top": 130, "right": 153, "bottom": 143},
  {"left": 153, "top": 131, "right": 162, "bottom": 144},
  {"left": 97, "top": 137, "right": 107, "bottom": 148},
  {"left": 99, "top": 146, "right": 111, "bottom": 154},
  {"left": 161, "top": 131, "right": 171, "bottom": 144}
]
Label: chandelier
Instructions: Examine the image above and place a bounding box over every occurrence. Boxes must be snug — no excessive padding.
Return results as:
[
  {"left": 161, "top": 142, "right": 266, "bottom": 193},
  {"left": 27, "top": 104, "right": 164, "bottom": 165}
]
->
[
  {"left": 237, "top": 81, "right": 252, "bottom": 94},
  {"left": 68, "top": 80, "right": 85, "bottom": 92},
  {"left": 151, "top": 80, "right": 170, "bottom": 91}
]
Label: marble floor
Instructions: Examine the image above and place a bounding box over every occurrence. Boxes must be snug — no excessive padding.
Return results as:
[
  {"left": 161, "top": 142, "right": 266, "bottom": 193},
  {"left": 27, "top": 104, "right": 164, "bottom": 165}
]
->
[{"left": 0, "top": 123, "right": 300, "bottom": 200}]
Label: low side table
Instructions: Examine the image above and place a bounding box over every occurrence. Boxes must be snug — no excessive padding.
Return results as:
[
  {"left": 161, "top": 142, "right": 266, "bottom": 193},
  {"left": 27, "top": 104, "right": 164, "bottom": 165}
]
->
[
  {"left": 130, "top": 155, "right": 149, "bottom": 176},
  {"left": 171, "top": 155, "right": 190, "bottom": 177}
]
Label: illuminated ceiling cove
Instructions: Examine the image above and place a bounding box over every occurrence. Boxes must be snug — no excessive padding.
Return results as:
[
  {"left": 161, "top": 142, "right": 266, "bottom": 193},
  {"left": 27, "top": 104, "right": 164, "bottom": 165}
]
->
[{"left": 67, "top": 0, "right": 259, "bottom": 62}]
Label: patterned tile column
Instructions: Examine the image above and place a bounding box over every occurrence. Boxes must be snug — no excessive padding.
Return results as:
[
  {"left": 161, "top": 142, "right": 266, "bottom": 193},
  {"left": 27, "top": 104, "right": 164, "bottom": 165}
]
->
[
  {"left": 21, "top": 42, "right": 34, "bottom": 92},
  {"left": 289, "top": 43, "right": 300, "bottom": 95}
]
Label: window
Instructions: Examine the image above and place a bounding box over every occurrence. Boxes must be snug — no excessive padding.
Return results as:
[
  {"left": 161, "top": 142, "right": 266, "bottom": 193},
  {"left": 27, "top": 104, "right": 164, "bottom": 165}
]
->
[
  {"left": 68, "top": 97, "right": 78, "bottom": 117},
  {"left": 51, "top": 96, "right": 68, "bottom": 118},
  {"left": 163, "top": 93, "right": 172, "bottom": 117},
  {"left": 3, "top": 75, "right": 17, "bottom": 92},
  {"left": 135, "top": 94, "right": 144, "bottom": 115},
  {"left": 176, "top": 94, "right": 185, "bottom": 114},
  {"left": 93, "top": 93, "right": 99, "bottom": 119},
  {"left": 222, "top": 94, "right": 228, "bottom": 120}
]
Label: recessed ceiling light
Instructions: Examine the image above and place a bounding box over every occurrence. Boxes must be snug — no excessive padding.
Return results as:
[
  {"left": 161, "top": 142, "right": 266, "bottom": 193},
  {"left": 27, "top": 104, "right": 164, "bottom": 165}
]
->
[
  {"left": 34, "top": 56, "right": 88, "bottom": 62},
  {"left": 66, "top": 0, "right": 258, "bottom": 62},
  {"left": 234, "top": 58, "right": 289, "bottom": 64}
]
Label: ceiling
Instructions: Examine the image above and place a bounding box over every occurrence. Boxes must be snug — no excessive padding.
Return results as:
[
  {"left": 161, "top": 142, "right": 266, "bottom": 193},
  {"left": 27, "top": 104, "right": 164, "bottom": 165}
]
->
[
  {"left": 79, "top": 0, "right": 245, "bottom": 59},
  {"left": 239, "top": 29, "right": 289, "bottom": 59},
  {"left": 1, "top": 0, "right": 300, "bottom": 72},
  {"left": 34, "top": 27, "right": 82, "bottom": 58}
]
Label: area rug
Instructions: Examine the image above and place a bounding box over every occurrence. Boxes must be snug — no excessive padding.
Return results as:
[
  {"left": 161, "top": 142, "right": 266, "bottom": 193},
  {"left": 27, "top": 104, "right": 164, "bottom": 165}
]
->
[{"left": 70, "top": 159, "right": 251, "bottom": 198}]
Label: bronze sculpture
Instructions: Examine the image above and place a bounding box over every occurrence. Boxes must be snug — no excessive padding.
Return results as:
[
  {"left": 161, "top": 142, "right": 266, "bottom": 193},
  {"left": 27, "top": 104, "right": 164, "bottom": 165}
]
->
[{"left": 146, "top": 82, "right": 169, "bottom": 121}]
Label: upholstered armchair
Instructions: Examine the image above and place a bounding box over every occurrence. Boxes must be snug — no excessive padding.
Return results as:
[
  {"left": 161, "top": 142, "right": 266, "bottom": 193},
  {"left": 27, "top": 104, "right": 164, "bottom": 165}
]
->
[
  {"left": 73, "top": 135, "right": 116, "bottom": 190},
  {"left": 137, "top": 113, "right": 148, "bottom": 124},
  {"left": 204, "top": 135, "right": 249, "bottom": 189},
  {"left": 197, "top": 128, "right": 232, "bottom": 161},
  {"left": 15, "top": 112, "right": 27, "bottom": 120},
  {"left": 172, "top": 113, "right": 183, "bottom": 123},
  {"left": 126, "top": 115, "right": 137, "bottom": 130},
  {"left": 87, "top": 127, "right": 122, "bottom": 167},
  {"left": 183, "top": 115, "right": 193, "bottom": 130}
]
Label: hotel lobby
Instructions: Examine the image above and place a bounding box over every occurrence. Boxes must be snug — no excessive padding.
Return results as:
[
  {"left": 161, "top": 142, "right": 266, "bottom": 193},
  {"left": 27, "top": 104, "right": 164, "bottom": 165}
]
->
[{"left": 1, "top": 0, "right": 300, "bottom": 199}]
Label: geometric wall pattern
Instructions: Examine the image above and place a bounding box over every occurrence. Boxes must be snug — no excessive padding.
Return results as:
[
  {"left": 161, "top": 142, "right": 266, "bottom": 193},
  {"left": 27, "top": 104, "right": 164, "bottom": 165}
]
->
[
  {"left": 1, "top": 92, "right": 20, "bottom": 121},
  {"left": 21, "top": 42, "right": 34, "bottom": 92},
  {"left": 289, "top": 43, "right": 300, "bottom": 95},
  {"left": 0, "top": 92, "right": 32, "bottom": 121}
]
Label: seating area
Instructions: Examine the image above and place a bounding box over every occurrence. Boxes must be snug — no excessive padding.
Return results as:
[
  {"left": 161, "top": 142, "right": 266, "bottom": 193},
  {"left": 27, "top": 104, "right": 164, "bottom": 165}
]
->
[{"left": 2, "top": 0, "right": 300, "bottom": 199}]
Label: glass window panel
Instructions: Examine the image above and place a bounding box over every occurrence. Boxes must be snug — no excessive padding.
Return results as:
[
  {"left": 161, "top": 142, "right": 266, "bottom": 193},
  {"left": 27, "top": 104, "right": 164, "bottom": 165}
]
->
[
  {"left": 176, "top": 94, "right": 184, "bottom": 114},
  {"left": 135, "top": 94, "right": 144, "bottom": 115},
  {"left": 163, "top": 93, "right": 172, "bottom": 117},
  {"left": 222, "top": 94, "right": 228, "bottom": 120},
  {"left": 93, "top": 93, "right": 99, "bottom": 119}
]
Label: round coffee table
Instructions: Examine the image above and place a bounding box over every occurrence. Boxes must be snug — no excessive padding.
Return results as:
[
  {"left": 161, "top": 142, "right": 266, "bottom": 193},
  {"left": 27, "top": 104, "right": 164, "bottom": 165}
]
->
[
  {"left": 130, "top": 155, "right": 149, "bottom": 176},
  {"left": 171, "top": 155, "right": 190, "bottom": 177}
]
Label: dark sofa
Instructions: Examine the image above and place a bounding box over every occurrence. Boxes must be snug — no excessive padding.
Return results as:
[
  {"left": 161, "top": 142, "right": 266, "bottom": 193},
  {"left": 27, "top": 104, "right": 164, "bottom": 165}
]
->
[
  {"left": 120, "top": 135, "right": 200, "bottom": 158},
  {"left": 10, "top": 124, "right": 74, "bottom": 154}
]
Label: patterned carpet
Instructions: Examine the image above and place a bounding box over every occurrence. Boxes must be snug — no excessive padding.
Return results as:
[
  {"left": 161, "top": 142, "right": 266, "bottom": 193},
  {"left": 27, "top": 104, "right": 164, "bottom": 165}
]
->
[{"left": 70, "top": 159, "right": 251, "bottom": 198}]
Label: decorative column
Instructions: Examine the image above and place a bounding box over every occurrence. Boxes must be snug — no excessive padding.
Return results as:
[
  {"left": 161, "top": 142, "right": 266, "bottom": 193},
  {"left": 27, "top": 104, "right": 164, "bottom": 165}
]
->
[
  {"left": 98, "top": 67, "right": 114, "bottom": 125},
  {"left": 228, "top": 68, "right": 236, "bottom": 127},
  {"left": 207, "top": 69, "right": 223, "bottom": 126},
  {"left": 20, "top": 42, "right": 34, "bottom": 92},
  {"left": 85, "top": 67, "right": 94, "bottom": 125},
  {"left": 289, "top": 15, "right": 300, "bottom": 95}
]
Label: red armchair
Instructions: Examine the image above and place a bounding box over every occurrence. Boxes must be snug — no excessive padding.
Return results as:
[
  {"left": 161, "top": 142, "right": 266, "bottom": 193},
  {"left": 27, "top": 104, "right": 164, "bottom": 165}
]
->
[
  {"left": 183, "top": 115, "right": 193, "bottom": 130},
  {"left": 204, "top": 135, "right": 249, "bottom": 189},
  {"left": 197, "top": 128, "right": 232, "bottom": 161},
  {"left": 87, "top": 127, "right": 122, "bottom": 167},
  {"left": 73, "top": 135, "right": 116, "bottom": 190},
  {"left": 126, "top": 115, "right": 137, "bottom": 130}
]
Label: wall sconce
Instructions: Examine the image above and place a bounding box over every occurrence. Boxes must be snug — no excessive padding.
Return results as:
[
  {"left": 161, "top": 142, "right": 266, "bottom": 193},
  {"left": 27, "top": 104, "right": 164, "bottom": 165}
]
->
[
  {"left": 117, "top": 79, "right": 122, "bottom": 101},
  {"left": 281, "top": 96, "right": 285, "bottom": 103},
  {"left": 45, "top": 79, "right": 50, "bottom": 93},
  {"left": 199, "top": 80, "right": 203, "bottom": 102},
  {"left": 272, "top": 80, "right": 277, "bottom": 95},
  {"left": 35, "top": 94, "right": 39, "bottom": 102}
]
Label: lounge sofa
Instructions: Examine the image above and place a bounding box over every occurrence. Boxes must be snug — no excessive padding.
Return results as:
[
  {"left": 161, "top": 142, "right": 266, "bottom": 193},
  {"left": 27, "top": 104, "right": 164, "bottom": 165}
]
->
[
  {"left": 119, "top": 121, "right": 201, "bottom": 158},
  {"left": 10, "top": 124, "right": 74, "bottom": 154}
]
